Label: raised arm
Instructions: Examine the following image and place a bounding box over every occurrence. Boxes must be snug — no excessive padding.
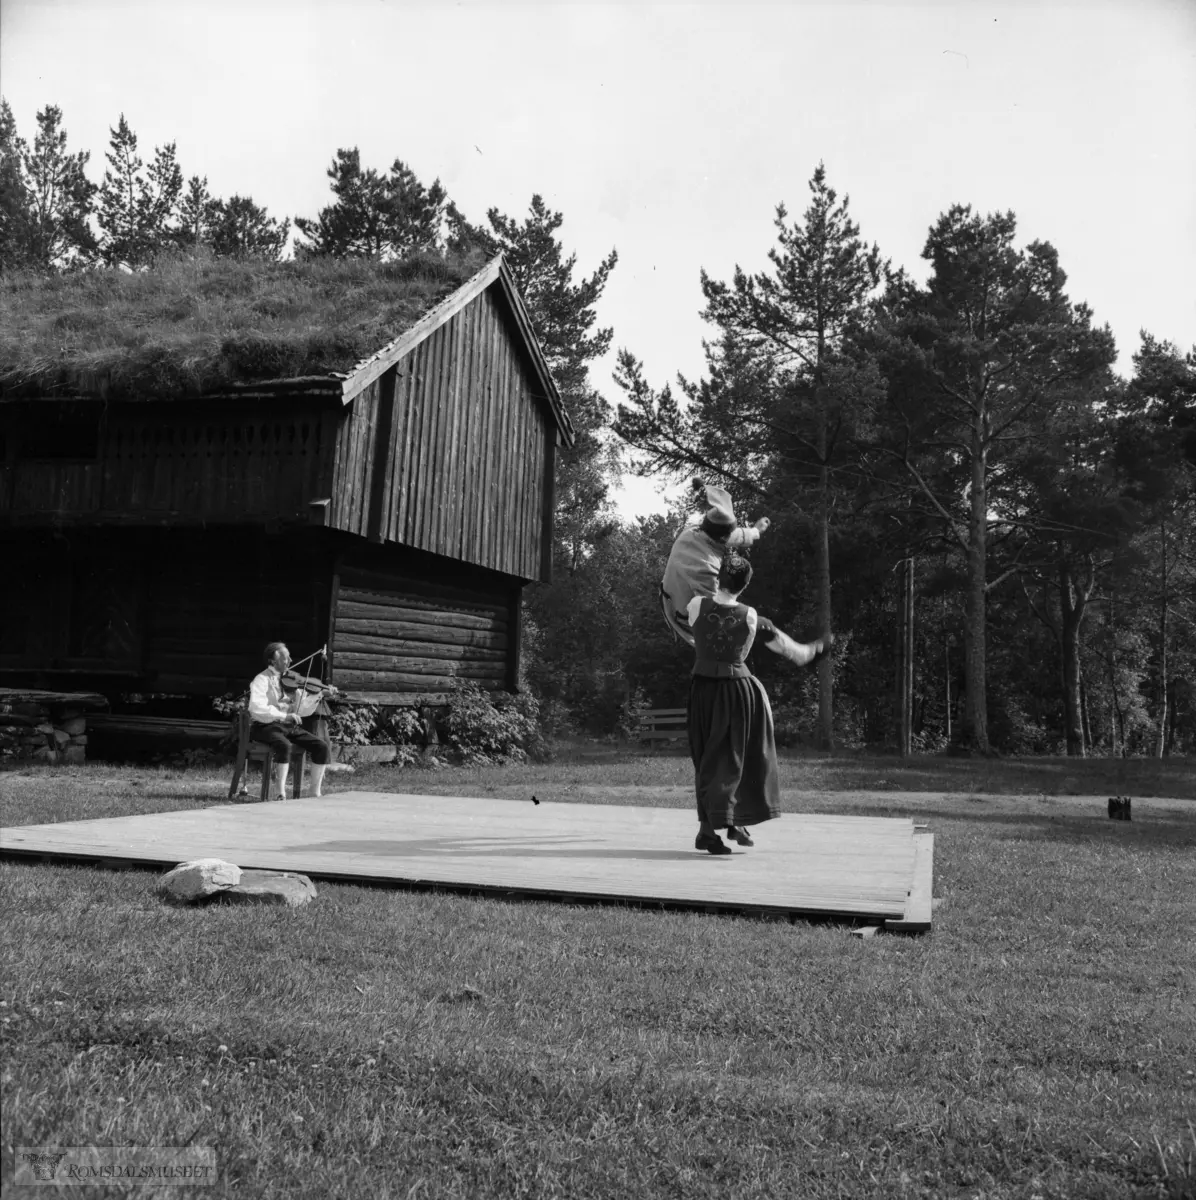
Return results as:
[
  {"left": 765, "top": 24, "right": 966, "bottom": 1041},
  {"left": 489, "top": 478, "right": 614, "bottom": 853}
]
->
[{"left": 754, "top": 615, "right": 830, "bottom": 667}]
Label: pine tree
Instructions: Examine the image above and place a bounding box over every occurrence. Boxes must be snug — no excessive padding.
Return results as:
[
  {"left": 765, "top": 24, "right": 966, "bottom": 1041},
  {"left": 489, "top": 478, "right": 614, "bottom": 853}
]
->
[
  {"left": 1115, "top": 335, "right": 1196, "bottom": 754},
  {"left": 97, "top": 114, "right": 182, "bottom": 267},
  {"left": 1012, "top": 376, "right": 1135, "bottom": 755},
  {"left": 174, "top": 175, "right": 218, "bottom": 248},
  {"left": 872, "top": 206, "right": 1117, "bottom": 753},
  {"left": 0, "top": 99, "right": 35, "bottom": 272},
  {"left": 0, "top": 100, "right": 96, "bottom": 271},
  {"left": 616, "top": 166, "right": 884, "bottom": 748},
  {"left": 295, "top": 149, "right": 445, "bottom": 259},
  {"left": 451, "top": 194, "right": 618, "bottom": 397},
  {"left": 209, "top": 195, "right": 289, "bottom": 260},
  {"left": 19, "top": 105, "right": 96, "bottom": 268}
]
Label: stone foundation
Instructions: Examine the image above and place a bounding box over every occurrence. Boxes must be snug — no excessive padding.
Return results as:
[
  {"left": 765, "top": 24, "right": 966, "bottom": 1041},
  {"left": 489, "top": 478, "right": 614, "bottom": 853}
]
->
[{"left": 0, "top": 694, "right": 101, "bottom": 765}]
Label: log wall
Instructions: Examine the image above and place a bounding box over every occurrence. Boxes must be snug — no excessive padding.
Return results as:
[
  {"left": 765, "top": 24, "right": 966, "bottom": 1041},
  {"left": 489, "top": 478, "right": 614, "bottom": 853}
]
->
[
  {"left": 0, "top": 530, "right": 523, "bottom": 705},
  {"left": 331, "top": 286, "right": 554, "bottom": 581},
  {"left": 0, "top": 529, "right": 332, "bottom": 695},
  {"left": 330, "top": 550, "right": 519, "bottom": 704}
]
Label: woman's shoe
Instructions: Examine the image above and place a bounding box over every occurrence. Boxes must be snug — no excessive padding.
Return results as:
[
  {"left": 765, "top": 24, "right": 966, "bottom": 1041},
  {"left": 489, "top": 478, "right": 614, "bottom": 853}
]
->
[
  {"left": 725, "top": 825, "right": 754, "bottom": 846},
  {"left": 695, "top": 831, "right": 732, "bottom": 855}
]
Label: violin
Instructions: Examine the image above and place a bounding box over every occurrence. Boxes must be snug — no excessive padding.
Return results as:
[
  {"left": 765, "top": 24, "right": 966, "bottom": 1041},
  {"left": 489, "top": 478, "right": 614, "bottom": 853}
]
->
[
  {"left": 280, "top": 670, "right": 339, "bottom": 698},
  {"left": 279, "top": 646, "right": 340, "bottom": 705}
]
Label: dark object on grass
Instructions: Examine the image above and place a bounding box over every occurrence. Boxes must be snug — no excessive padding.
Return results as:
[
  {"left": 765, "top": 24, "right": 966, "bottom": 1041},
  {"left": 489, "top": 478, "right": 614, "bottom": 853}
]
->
[
  {"left": 1107, "top": 796, "right": 1132, "bottom": 821},
  {"left": 532, "top": 794, "right": 540, "bottom": 805}
]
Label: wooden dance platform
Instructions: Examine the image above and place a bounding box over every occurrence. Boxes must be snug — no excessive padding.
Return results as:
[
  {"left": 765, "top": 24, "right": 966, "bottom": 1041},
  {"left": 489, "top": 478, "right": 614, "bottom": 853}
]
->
[{"left": 0, "top": 792, "right": 934, "bottom": 929}]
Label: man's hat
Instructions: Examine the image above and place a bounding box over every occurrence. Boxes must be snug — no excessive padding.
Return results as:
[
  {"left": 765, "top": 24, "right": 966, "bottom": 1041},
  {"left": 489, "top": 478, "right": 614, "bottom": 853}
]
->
[{"left": 704, "top": 485, "right": 737, "bottom": 528}]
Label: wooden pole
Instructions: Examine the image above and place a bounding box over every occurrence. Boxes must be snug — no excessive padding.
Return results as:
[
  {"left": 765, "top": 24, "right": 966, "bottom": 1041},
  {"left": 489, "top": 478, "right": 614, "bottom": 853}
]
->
[
  {"left": 901, "top": 558, "right": 915, "bottom": 757},
  {"left": 944, "top": 615, "right": 952, "bottom": 744}
]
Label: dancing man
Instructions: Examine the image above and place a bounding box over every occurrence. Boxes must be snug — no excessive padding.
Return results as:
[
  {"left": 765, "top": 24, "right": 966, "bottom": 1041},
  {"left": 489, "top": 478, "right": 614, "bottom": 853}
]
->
[{"left": 661, "top": 482, "right": 770, "bottom": 647}]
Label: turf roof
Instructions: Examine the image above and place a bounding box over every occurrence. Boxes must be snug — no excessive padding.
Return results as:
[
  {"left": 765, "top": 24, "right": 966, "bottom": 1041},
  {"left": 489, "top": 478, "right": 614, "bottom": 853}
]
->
[{"left": 0, "top": 248, "right": 488, "bottom": 401}]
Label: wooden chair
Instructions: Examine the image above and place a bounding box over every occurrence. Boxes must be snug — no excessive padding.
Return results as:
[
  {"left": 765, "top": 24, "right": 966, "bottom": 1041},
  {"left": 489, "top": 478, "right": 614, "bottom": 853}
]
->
[
  {"left": 637, "top": 707, "right": 688, "bottom": 752},
  {"left": 227, "top": 708, "right": 307, "bottom": 802}
]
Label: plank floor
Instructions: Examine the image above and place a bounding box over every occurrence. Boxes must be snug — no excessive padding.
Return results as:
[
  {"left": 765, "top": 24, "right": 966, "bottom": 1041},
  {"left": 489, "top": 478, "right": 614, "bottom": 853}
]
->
[{"left": 0, "top": 792, "right": 931, "bottom": 922}]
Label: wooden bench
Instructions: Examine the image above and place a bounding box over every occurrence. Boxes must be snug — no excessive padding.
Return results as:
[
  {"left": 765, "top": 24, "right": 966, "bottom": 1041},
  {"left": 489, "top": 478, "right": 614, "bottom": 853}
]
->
[
  {"left": 88, "top": 714, "right": 230, "bottom": 741},
  {"left": 637, "top": 707, "right": 688, "bottom": 751}
]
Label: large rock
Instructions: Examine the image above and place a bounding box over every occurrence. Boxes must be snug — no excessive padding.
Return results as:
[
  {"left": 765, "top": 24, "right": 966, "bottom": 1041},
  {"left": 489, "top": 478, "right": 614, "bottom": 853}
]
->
[
  {"left": 159, "top": 858, "right": 242, "bottom": 902},
  {"left": 217, "top": 870, "right": 317, "bottom": 908}
]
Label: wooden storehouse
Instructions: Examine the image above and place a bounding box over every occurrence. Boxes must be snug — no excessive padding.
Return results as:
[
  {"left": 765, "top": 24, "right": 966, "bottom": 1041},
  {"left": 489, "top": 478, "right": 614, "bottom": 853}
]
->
[{"left": 0, "top": 254, "right": 572, "bottom": 704}]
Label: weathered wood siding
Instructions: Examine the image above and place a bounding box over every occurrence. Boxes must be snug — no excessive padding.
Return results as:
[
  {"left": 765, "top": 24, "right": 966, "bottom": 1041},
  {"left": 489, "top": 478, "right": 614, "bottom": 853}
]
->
[
  {"left": 330, "top": 548, "right": 519, "bottom": 704},
  {"left": 0, "top": 401, "right": 338, "bottom": 522},
  {"left": 0, "top": 529, "right": 333, "bottom": 695},
  {"left": 330, "top": 286, "right": 555, "bottom": 582}
]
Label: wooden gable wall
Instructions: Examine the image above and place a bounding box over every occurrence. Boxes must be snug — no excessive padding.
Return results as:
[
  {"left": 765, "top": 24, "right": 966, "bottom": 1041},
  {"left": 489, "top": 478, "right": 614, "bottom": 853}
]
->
[{"left": 329, "top": 285, "right": 554, "bottom": 582}]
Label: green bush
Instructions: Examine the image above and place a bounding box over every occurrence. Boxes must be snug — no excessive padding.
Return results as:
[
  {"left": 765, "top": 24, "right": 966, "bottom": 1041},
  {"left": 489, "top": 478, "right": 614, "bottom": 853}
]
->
[
  {"left": 325, "top": 702, "right": 379, "bottom": 746},
  {"left": 439, "top": 681, "right": 549, "bottom": 765},
  {"left": 325, "top": 702, "right": 424, "bottom": 758}
]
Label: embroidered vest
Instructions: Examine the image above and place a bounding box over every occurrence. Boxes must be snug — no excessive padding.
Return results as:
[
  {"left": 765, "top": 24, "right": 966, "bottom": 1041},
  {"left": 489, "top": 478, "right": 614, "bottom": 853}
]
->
[{"left": 691, "top": 598, "right": 755, "bottom": 679}]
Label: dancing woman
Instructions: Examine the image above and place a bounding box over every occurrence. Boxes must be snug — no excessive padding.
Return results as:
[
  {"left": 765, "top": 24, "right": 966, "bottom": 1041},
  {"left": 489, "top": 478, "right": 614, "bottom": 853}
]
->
[{"left": 687, "top": 551, "right": 830, "bottom": 854}]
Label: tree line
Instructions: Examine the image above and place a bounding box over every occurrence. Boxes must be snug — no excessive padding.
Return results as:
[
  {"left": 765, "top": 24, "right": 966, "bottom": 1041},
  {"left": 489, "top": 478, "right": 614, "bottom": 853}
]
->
[
  {"left": 2, "top": 102, "right": 1191, "bottom": 757},
  {"left": 612, "top": 169, "right": 1194, "bottom": 757}
]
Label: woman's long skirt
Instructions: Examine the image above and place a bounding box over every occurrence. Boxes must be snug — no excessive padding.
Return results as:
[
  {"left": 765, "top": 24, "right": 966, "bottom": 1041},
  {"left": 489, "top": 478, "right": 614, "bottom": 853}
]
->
[{"left": 687, "top": 674, "right": 781, "bottom": 829}]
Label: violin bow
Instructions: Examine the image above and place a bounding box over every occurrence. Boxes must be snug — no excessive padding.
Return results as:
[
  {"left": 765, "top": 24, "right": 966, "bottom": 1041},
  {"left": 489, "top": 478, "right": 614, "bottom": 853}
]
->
[{"left": 297, "top": 645, "right": 326, "bottom": 721}]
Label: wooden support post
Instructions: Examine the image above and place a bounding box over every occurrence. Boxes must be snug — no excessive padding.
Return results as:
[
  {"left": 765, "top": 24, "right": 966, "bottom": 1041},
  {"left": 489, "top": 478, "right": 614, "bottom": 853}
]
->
[
  {"left": 507, "top": 584, "right": 523, "bottom": 693},
  {"left": 366, "top": 368, "right": 397, "bottom": 544}
]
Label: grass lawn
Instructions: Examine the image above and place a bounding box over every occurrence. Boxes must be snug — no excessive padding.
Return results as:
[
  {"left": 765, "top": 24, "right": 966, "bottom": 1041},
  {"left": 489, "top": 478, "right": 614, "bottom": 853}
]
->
[{"left": 1, "top": 750, "right": 1193, "bottom": 1198}]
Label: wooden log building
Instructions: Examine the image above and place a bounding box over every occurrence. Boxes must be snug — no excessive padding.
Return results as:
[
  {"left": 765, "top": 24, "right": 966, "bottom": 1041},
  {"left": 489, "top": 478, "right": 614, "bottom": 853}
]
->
[{"left": 0, "top": 255, "right": 572, "bottom": 705}]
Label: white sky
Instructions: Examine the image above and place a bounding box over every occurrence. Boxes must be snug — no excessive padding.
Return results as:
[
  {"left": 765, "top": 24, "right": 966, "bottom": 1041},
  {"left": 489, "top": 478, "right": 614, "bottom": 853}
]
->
[{"left": 3, "top": 0, "right": 1194, "bottom": 517}]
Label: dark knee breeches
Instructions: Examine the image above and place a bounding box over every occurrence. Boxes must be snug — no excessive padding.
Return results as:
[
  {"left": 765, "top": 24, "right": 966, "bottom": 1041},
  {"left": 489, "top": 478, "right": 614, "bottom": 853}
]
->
[{"left": 250, "top": 722, "right": 331, "bottom": 765}]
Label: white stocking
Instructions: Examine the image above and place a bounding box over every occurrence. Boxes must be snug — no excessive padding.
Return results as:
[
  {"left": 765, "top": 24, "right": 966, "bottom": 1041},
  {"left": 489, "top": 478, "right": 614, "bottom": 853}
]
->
[
  {"left": 309, "top": 763, "right": 327, "bottom": 798},
  {"left": 271, "top": 762, "right": 290, "bottom": 801}
]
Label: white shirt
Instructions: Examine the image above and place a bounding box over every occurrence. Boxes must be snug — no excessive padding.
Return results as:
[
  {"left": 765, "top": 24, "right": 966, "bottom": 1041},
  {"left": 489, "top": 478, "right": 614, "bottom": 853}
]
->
[{"left": 249, "top": 667, "right": 292, "bottom": 724}]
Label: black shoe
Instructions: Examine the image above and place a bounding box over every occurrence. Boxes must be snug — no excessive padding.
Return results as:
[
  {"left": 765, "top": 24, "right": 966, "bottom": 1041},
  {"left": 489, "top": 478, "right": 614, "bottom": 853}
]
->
[
  {"left": 695, "top": 831, "right": 732, "bottom": 855},
  {"left": 725, "top": 825, "right": 754, "bottom": 846}
]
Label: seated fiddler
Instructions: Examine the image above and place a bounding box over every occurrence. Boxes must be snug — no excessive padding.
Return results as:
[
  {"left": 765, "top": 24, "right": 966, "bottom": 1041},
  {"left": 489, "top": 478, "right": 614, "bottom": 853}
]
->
[{"left": 248, "top": 642, "right": 337, "bottom": 799}]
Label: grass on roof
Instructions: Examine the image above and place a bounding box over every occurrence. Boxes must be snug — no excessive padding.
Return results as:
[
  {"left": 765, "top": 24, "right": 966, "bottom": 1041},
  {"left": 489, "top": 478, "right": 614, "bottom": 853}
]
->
[{"left": 0, "top": 248, "right": 488, "bottom": 401}]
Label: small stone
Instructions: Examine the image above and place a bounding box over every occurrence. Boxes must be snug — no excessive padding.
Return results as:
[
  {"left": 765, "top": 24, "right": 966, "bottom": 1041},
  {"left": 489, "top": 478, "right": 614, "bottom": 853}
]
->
[
  {"left": 217, "top": 870, "right": 317, "bottom": 909},
  {"left": 61, "top": 746, "right": 86, "bottom": 765},
  {"left": 159, "top": 859, "right": 243, "bottom": 902},
  {"left": 61, "top": 716, "right": 87, "bottom": 737},
  {"left": 53, "top": 729, "right": 71, "bottom": 747},
  {"left": 35, "top": 722, "right": 55, "bottom": 735},
  {"left": 69, "top": 734, "right": 88, "bottom": 746}
]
